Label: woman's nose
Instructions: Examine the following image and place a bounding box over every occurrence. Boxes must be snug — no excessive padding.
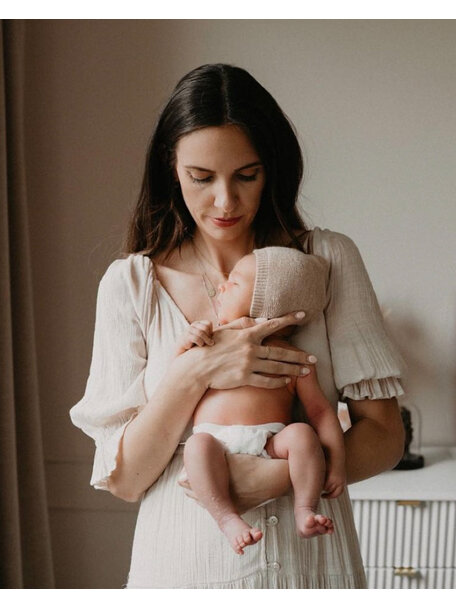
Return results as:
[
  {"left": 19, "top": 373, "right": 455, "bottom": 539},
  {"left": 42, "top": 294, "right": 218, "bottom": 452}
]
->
[{"left": 213, "top": 182, "right": 238, "bottom": 212}]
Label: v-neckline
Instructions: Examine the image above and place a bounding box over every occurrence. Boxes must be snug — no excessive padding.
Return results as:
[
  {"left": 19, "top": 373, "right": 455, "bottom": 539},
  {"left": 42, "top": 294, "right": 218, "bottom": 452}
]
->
[
  {"left": 155, "top": 277, "right": 191, "bottom": 327},
  {"left": 147, "top": 258, "right": 191, "bottom": 327}
]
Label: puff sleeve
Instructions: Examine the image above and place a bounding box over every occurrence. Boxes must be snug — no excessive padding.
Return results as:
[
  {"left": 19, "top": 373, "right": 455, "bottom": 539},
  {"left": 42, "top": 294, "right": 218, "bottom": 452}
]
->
[
  {"left": 69, "top": 254, "right": 152, "bottom": 491},
  {"left": 313, "top": 228, "right": 406, "bottom": 402}
]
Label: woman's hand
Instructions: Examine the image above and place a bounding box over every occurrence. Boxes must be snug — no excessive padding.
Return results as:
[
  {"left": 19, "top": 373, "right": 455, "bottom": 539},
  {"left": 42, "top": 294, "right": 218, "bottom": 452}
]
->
[
  {"left": 185, "top": 311, "right": 317, "bottom": 390},
  {"left": 178, "top": 454, "right": 291, "bottom": 514}
]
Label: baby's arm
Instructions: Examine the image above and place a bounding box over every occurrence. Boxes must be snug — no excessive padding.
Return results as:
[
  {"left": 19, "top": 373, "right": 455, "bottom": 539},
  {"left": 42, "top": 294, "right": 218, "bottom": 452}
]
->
[
  {"left": 295, "top": 367, "right": 346, "bottom": 499},
  {"left": 174, "top": 320, "right": 214, "bottom": 357}
]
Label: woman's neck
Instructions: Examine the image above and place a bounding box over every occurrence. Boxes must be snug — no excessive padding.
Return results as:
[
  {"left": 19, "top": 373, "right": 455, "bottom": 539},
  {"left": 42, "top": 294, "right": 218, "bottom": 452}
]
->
[{"left": 191, "top": 230, "right": 255, "bottom": 275}]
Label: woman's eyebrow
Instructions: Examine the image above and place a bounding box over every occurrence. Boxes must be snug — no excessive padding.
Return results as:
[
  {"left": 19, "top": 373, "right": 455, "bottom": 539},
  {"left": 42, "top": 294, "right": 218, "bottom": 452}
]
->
[{"left": 184, "top": 161, "right": 262, "bottom": 172}]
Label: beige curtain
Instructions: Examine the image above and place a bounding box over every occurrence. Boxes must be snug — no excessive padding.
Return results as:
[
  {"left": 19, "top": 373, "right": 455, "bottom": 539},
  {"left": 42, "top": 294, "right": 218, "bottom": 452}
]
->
[{"left": 0, "top": 20, "right": 54, "bottom": 588}]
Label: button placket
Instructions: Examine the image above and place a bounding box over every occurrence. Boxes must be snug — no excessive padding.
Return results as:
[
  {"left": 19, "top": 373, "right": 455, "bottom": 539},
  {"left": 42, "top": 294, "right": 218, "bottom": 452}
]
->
[{"left": 264, "top": 503, "right": 281, "bottom": 578}]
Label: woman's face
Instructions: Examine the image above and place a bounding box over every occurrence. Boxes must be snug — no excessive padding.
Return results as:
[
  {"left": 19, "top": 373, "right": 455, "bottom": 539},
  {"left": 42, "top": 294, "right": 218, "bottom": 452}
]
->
[{"left": 174, "top": 124, "right": 266, "bottom": 242}]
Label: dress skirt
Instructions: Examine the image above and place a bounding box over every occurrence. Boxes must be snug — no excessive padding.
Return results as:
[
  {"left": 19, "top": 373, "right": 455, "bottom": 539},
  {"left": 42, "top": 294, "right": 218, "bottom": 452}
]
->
[{"left": 126, "top": 446, "right": 367, "bottom": 589}]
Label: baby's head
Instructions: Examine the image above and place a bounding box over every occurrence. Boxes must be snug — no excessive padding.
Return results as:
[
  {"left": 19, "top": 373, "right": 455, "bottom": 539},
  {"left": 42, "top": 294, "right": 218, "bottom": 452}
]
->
[{"left": 216, "top": 246, "right": 329, "bottom": 329}]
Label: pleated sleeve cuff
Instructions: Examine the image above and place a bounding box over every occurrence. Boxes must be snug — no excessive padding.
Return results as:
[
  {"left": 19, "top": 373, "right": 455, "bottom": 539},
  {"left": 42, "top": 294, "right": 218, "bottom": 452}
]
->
[
  {"left": 330, "top": 320, "right": 407, "bottom": 401},
  {"left": 90, "top": 411, "right": 140, "bottom": 490},
  {"left": 342, "top": 376, "right": 405, "bottom": 401}
]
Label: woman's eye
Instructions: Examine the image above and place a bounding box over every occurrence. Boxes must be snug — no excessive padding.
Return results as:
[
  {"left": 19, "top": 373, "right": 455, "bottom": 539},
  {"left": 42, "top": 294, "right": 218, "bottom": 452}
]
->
[
  {"left": 237, "top": 171, "right": 259, "bottom": 182},
  {"left": 189, "top": 171, "right": 259, "bottom": 184},
  {"left": 190, "top": 174, "right": 212, "bottom": 184}
]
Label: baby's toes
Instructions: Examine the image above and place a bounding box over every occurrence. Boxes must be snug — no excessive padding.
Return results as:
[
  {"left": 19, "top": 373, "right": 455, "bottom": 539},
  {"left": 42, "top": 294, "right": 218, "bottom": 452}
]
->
[
  {"left": 241, "top": 530, "right": 252, "bottom": 545},
  {"left": 237, "top": 534, "right": 247, "bottom": 548},
  {"left": 234, "top": 539, "right": 245, "bottom": 555},
  {"left": 321, "top": 516, "right": 334, "bottom": 530},
  {"left": 304, "top": 513, "right": 317, "bottom": 528},
  {"left": 244, "top": 529, "right": 261, "bottom": 546}
]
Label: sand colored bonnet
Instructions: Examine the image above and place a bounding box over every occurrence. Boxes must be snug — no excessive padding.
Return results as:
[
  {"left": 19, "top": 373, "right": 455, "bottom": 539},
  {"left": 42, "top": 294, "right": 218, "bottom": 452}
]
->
[{"left": 249, "top": 246, "right": 329, "bottom": 321}]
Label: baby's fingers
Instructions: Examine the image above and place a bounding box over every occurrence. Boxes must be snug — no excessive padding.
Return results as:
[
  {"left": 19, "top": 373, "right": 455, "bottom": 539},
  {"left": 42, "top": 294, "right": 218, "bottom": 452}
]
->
[
  {"left": 191, "top": 319, "right": 213, "bottom": 333},
  {"left": 188, "top": 327, "right": 214, "bottom": 347}
]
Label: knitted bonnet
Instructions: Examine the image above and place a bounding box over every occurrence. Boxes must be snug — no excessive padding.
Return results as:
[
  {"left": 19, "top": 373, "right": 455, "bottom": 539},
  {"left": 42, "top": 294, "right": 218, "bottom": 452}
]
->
[{"left": 249, "top": 246, "right": 329, "bottom": 321}]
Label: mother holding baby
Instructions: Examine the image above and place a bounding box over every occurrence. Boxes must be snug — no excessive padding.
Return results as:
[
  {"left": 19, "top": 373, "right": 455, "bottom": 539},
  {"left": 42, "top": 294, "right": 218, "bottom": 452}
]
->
[{"left": 70, "top": 64, "right": 405, "bottom": 588}]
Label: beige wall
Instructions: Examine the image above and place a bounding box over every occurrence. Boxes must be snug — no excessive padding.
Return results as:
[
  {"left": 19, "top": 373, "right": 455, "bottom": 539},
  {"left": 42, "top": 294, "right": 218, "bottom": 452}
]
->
[{"left": 23, "top": 20, "right": 456, "bottom": 588}]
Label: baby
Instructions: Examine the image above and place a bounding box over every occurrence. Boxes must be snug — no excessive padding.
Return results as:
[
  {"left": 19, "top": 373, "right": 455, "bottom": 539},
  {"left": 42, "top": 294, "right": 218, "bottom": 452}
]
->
[{"left": 176, "top": 246, "right": 346, "bottom": 555}]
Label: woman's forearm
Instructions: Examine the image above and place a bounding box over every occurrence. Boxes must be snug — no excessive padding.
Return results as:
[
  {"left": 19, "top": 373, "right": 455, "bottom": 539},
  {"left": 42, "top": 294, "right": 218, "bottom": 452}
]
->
[
  {"left": 108, "top": 349, "right": 207, "bottom": 502},
  {"left": 225, "top": 454, "right": 291, "bottom": 514},
  {"left": 344, "top": 397, "right": 405, "bottom": 485}
]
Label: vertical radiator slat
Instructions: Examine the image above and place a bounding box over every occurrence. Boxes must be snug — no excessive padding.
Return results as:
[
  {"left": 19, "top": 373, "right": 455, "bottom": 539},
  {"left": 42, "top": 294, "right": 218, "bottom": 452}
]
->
[
  {"left": 395, "top": 502, "right": 405, "bottom": 569},
  {"left": 437, "top": 502, "right": 448, "bottom": 568},
  {"left": 369, "top": 501, "right": 379, "bottom": 566},
  {"left": 386, "top": 501, "right": 395, "bottom": 567},
  {"left": 447, "top": 502, "right": 456, "bottom": 567},
  {"left": 429, "top": 502, "right": 439, "bottom": 567},
  {"left": 411, "top": 502, "right": 421, "bottom": 567},
  {"left": 378, "top": 500, "right": 387, "bottom": 566}
]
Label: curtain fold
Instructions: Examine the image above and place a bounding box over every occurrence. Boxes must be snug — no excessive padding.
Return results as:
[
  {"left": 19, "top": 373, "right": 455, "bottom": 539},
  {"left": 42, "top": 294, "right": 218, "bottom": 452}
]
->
[{"left": 0, "top": 19, "right": 54, "bottom": 589}]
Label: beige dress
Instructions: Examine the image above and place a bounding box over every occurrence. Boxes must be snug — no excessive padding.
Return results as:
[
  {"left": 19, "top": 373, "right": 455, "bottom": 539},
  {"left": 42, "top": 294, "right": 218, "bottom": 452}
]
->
[{"left": 69, "top": 227, "right": 405, "bottom": 588}]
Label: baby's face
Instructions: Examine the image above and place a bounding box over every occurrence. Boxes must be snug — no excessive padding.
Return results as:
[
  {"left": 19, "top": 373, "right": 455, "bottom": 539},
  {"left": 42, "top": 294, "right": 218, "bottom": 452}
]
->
[{"left": 216, "top": 254, "right": 256, "bottom": 324}]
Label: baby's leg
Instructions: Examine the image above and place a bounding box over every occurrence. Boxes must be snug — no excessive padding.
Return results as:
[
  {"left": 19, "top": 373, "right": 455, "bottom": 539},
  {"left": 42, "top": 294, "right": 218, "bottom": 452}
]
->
[
  {"left": 184, "top": 432, "right": 263, "bottom": 555},
  {"left": 265, "top": 423, "right": 334, "bottom": 538}
]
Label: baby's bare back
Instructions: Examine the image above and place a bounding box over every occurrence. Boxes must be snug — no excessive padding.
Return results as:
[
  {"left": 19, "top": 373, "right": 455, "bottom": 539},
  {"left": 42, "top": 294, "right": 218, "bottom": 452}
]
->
[{"left": 193, "top": 337, "right": 298, "bottom": 427}]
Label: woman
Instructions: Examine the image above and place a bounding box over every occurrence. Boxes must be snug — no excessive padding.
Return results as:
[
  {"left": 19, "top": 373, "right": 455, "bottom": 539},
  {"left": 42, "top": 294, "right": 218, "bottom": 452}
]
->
[{"left": 70, "top": 63, "right": 405, "bottom": 588}]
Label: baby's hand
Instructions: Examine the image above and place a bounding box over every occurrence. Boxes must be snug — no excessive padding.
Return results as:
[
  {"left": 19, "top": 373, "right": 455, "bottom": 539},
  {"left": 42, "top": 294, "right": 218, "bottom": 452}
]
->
[
  {"left": 174, "top": 320, "right": 214, "bottom": 356},
  {"left": 322, "top": 465, "right": 346, "bottom": 500}
]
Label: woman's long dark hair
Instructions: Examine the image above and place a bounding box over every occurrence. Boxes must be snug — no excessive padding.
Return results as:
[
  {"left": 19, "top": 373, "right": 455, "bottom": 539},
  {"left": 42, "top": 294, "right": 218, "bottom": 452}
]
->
[{"left": 122, "top": 64, "right": 310, "bottom": 260}]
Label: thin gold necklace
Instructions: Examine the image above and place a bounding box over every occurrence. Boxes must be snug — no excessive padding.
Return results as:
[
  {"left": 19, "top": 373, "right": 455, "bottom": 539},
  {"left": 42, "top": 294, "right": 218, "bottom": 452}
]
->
[
  {"left": 191, "top": 240, "right": 230, "bottom": 279},
  {"left": 192, "top": 243, "right": 222, "bottom": 324}
]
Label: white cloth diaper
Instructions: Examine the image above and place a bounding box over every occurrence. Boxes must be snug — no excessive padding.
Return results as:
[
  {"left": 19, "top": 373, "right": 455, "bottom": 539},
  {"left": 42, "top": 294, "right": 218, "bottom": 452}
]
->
[{"left": 192, "top": 422, "right": 286, "bottom": 458}]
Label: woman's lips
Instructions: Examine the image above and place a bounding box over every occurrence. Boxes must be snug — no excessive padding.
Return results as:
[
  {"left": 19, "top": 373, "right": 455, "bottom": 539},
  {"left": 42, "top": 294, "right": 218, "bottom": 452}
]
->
[{"left": 210, "top": 216, "right": 242, "bottom": 228}]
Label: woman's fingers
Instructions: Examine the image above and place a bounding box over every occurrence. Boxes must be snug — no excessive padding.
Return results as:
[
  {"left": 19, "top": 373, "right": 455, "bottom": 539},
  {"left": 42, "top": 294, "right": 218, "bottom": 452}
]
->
[
  {"left": 247, "top": 374, "right": 292, "bottom": 389},
  {"left": 249, "top": 311, "right": 307, "bottom": 341},
  {"left": 256, "top": 343, "right": 317, "bottom": 366},
  {"left": 177, "top": 468, "right": 203, "bottom": 505},
  {"left": 254, "top": 358, "right": 311, "bottom": 377}
]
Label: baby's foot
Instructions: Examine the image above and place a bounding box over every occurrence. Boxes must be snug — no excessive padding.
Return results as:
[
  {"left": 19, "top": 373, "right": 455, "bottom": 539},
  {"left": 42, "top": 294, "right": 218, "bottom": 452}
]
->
[
  {"left": 294, "top": 506, "right": 334, "bottom": 539},
  {"left": 218, "top": 513, "right": 263, "bottom": 555}
]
